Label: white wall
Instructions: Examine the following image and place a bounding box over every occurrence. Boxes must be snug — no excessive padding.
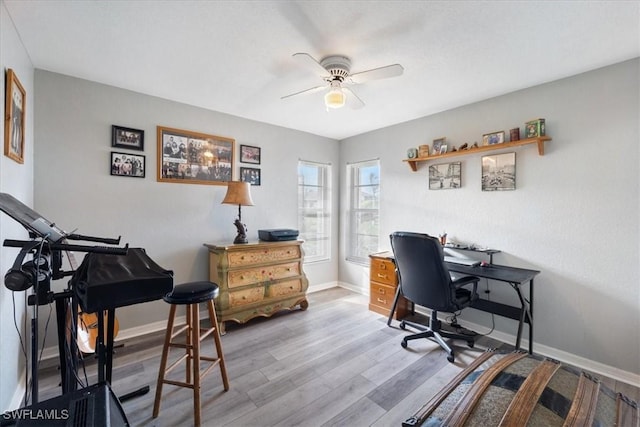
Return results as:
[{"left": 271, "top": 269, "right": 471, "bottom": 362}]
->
[
  {"left": 31, "top": 70, "right": 339, "bottom": 370},
  {"left": 339, "top": 59, "right": 640, "bottom": 379},
  {"left": 0, "top": 0, "right": 35, "bottom": 411}
]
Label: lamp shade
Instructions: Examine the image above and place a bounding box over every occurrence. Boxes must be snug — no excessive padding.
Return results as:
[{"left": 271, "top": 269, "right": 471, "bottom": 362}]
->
[
  {"left": 222, "top": 181, "right": 254, "bottom": 206},
  {"left": 324, "top": 87, "right": 346, "bottom": 109}
]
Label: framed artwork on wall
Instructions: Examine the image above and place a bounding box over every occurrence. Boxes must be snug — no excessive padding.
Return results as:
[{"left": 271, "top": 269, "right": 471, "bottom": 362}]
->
[
  {"left": 482, "top": 152, "right": 516, "bottom": 191},
  {"left": 157, "top": 126, "right": 234, "bottom": 185},
  {"left": 111, "top": 152, "right": 145, "bottom": 178},
  {"left": 240, "top": 167, "right": 261, "bottom": 186},
  {"left": 112, "top": 125, "right": 144, "bottom": 151},
  {"left": 429, "top": 162, "right": 461, "bottom": 190},
  {"left": 4, "top": 69, "right": 26, "bottom": 164},
  {"left": 240, "top": 145, "right": 261, "bottom": 164},
  {"left": 482, "top": 130, "right": 505, "bottom": 146}
]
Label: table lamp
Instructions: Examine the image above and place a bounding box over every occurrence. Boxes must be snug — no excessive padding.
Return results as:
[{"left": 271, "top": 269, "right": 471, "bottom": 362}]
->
[{"left": 221, "top": 181, "right": 254, "bottom": 244}]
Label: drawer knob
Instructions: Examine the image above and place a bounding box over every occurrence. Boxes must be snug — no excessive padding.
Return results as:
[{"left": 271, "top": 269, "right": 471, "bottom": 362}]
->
[
  {"left": 379, "top": 263, "right": 386, "bottom": 270},
  {"left": 377, "top": 273, "right": 387, "bottom": 279},
  {"left": 378, "top": 289, "right": 385, "bottom": 295},
  {"left": 240, "top": 275, "right": 245, "bottom": 279},
  {"left": 377, "top": 298, "right": 386, "bottom": 304}
]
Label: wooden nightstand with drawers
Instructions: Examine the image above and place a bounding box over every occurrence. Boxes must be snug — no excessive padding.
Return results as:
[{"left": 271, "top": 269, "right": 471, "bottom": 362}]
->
[
  {"left": 204, "top": 240, "right": 309, "bottom": 334},
  {"left": 369, "top": 251, "right": 410, "bottom": 320}
]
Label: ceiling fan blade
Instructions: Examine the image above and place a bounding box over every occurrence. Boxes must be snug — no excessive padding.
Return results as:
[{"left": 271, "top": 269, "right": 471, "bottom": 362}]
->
[
  {"left": 281, "top": 85, "right": 326, "bottom": 100},
  {"left": 292, "top": 52, "right": 328, "bottom": 77},
  {"left": 349, "top": 64, "right": 404, "bottom": 84},
  {"left": 343, "top": 87, "right": 365, "bottom": 109}
]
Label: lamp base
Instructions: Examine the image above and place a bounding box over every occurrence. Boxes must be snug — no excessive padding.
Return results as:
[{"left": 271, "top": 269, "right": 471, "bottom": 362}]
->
[{"left": 233, "top": 234, "right": 248, "bottom": 244}]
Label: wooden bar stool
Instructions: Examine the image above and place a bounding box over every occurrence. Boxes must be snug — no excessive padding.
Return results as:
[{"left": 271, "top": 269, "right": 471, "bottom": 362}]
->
[{"left": 153, "top": 281, "right": 229, "bottom": 426}]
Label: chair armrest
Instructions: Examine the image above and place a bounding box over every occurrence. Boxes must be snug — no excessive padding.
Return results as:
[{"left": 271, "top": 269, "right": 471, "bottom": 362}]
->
[{"left": 452, "top": 275, "right": 479, "bottom": 295}]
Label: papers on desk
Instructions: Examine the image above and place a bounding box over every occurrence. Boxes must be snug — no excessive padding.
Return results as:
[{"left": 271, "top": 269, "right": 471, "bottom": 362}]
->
[{"left": 444, "top": 256, "right": 480, "bottom": 267}]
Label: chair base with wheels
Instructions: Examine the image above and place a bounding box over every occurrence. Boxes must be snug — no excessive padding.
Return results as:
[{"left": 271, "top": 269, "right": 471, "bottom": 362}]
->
[
  {"left": 400, "top": 310, "right": 476, "bottom": 363},
  {"left": 153, "top": 281, "right": 229, "bottom": 427}
]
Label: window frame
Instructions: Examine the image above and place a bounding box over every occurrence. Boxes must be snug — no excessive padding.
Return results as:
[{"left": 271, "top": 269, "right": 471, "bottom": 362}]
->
[
  {"left": 346, "top": 159, "right": 380, "bottom": 265},
  {"left": 297, "top": 160, "right": 331, "bottom": 264}
]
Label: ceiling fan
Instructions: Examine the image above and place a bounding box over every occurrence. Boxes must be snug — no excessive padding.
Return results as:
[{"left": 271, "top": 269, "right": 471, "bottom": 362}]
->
[{"left": 281, "top": 53, "right": 404, "bottom": 110}]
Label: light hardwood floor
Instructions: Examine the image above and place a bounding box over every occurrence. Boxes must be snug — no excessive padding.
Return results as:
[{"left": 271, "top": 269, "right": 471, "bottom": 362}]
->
[{"left": 37, "top": 287, "right": 639, "bottom": 426}]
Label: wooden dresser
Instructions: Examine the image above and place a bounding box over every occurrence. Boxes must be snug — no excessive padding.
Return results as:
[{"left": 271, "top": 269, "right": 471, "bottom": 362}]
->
[
  {"left": 369, "top": 251, "right": 410, "bottom": 320},
  {"left": 204, "top": 240, "right": 309, "bottom": 333}
]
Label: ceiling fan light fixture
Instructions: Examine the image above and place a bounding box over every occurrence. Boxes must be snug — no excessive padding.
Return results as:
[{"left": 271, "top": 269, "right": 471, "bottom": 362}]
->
[{"left": 324, "top": 86, "right": 346, "bottom": 109}]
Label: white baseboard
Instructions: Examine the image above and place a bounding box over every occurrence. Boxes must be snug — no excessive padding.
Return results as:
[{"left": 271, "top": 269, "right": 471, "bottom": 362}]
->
[
  {"left": 7, "top": 371, "right": 27, "bottom": 412},
  {"left": 308, "top": 281, "right": 339, "bottom": 293}
]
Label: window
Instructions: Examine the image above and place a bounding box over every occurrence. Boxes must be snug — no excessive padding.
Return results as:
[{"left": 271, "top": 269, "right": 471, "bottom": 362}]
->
[
  {"left": 297, "top": 161, "right": 331, "bottom": 263},
  {"left": 347, "top": 159, "right": 380, "bottom": 264}
]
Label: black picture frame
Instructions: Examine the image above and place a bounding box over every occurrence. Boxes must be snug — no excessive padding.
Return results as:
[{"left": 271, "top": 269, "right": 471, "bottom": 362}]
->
[
  {"left": 482, "top": 152, "right": 516, "bottom": 191},
  {"left": 429, "top": 162, "right": 461, "bottom": 190},
  {"left": 112, "top": 125, "right": 144, "bottom": 151},
  {"left": 111, "top": 151, "right": 145, "bottom": 178},
  {"left": 240, "top": 167, "right": 261, "bottom": 186},
  {"left": 240, "top": 145, "right": 261, "bottom": 164}
]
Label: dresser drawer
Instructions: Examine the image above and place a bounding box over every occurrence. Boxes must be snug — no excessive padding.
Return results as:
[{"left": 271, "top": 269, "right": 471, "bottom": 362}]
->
[
  {"left": 370, "top": 259, "right": 396, "bottom": 285},
  {"left": 227, "top": 245, "right": 300, "bottom": 267},
  {"left": 227, "top": 262, "right": 300, "bottom": 288},
  {"left": 369, "top": 282, "right": 397, "bottom": 309},
  {"left": 228, "top": 286, "right": 264, "bottom": 307},
  {"left": 268, "top": 279, "right": 302, "bottom": 298}
]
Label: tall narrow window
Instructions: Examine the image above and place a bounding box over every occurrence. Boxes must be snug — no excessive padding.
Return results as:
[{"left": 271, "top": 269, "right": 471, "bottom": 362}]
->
[
  {"left": 347, "top": 159, "right": 380, "bottom": 264},
  {"left": 297, "top": 160, "right": 331, "bottom": 263}
]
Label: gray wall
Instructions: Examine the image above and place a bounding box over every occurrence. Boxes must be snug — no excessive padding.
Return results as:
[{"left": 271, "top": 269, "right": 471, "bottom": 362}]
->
[
  {"left": 0, "top": 1, "right": 35, "bottom": 411},
  {"left": 339, "top": 59, "right": 639, "bottom": 378},
  {"left": 32, "top": 70, "right": 339, "bottom": 363}
]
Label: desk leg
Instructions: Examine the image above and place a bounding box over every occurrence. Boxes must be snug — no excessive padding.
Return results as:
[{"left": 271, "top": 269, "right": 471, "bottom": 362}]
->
[
  {"left": 513, "top": 281, "right": 534, "bottom": 354},
  {"left": 529, "top": 279, "right": 534, "bottom": 354},
  {"left": 387, "top": 285, "right": 401, "bottom": 327}
]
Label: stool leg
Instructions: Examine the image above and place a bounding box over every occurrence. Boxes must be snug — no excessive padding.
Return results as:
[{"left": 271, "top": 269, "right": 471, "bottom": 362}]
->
[
  {"left": 153, "top": 304, "right": 177, "bottom": 418},
  {"left": 207, "top": 300, "right": 229, "bottom": 390},
  {"left": 192, "top": 302, "right": 201, "bottom": 427},
  {"left": 186, "top": 304, "right": 192, "bottom": 385}
]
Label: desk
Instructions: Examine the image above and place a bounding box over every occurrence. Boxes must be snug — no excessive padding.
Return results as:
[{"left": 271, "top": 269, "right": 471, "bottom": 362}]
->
[{"left": 387, "top": 260, "right": 540, "bottom": 354}]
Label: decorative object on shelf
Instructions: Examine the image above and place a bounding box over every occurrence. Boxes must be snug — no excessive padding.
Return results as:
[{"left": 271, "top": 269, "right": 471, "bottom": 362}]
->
[
  {"left": 483, "top": 130, "right": 505, "bottom": 146},
  {"left": 222, "top": 181, "right": 255, "bottom": 244},
  {"left": 240, "top": 167, "right": 261, "bottom": 186},
  {"left": 525, "top": 118, "right": 545, "bottom": 138},
  {"left": 406, "top": 147, "right": 418, "bottom": 159},
  {"left": 429, "top": 162, "right": 461, "bottom": 190},
  {"left": 157, "top": 126, "right": 234, "bottom": 185},
  {"left": 510, "top": 127, "right": 520, "bottom": 142},
  {"left": 240, "top": 144, "right": 261, "bottom": 164},
  {"left": 112, "top": 125, "right": 144, "bottom": 151},
  {"left": 418, "top": 144, "right": 430, "bottom": 158},
  {"left": 432, "top": 137, "right": 446, "bottom": 155},
  {"left": 482, "top": 152, "right": 516, "bottom": 191},
  {"left": 4, "top": 69, "right": 26, "bottom": 164},
  {"left": 403, "top": 136, "right": 550, "bottom": 171},
  {"left": 439, "top": 144, "right": 448, "bottom": 154},
  {"left": 110, "top": 152, "right": 145, "bottom": 178},
  {"left": 459, "top": 143, "right": 468, "bottom": 151}
]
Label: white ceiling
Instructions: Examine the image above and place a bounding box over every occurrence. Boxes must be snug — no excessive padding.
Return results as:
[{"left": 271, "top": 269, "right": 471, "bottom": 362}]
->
[{"left": 4, "top": 1, "right": 639, "bottom": 140}]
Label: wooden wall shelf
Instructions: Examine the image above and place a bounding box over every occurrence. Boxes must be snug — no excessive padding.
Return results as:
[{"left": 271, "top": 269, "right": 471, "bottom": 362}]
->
[{"left": 403, "top": 136, "right": 551, "bottom": 171}]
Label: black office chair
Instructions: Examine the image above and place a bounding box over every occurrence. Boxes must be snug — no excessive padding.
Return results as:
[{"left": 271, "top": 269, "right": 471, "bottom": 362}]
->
[{"left": 390, "top": 231, "right": 480, "bottom": 362}]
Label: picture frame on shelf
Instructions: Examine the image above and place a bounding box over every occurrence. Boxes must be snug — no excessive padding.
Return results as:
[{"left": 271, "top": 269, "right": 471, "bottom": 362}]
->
[
  {"left": 112, "top": 125, "right": 144, "bottom": 151},
  {"left": 429, "top": 162, "right": 461, "bottom": 190},
  {"left": 111, "top": 151, "right": 145, "bottom": 178},
  {"left": 157, "top": 126, "right": 234, "bottom": 185},
  {"left": 482, "top": 152, "right": 516, "bottom": 191},
  {"left": 432, "top": 137, "right": 446, "bottom": 155},
  {"left": 439, "top": 144, "right": 448, "bottom": 155},
  {"left": 240, "top": 144, "right": 261, "bottom": 164},
  {"left": 240, "top": 167, "right": 261, "bottom": 186},
  {"left": 482, "top": 130, "right": 505, "bottom": 146},
  {"left": 4, "top": 69, "right": 26, "bottom": 164}
]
